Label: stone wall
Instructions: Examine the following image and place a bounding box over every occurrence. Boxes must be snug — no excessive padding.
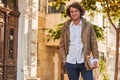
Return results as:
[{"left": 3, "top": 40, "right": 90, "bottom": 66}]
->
[{"left": 37, "top": 15, "right": 61, "bottom": 80}]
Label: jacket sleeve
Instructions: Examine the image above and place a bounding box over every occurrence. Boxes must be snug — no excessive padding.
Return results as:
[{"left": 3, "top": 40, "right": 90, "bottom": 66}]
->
[
  {"left": 90, "top": 25, "right": 99, "bottom": 59},
  {"left": 59, "top": 28, "right": 66, "bottom": 62}
]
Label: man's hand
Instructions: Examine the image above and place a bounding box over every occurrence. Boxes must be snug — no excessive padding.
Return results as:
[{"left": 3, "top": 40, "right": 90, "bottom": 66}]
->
[{"left": 92, "top": 61, "right": 98, "bottom": 69}]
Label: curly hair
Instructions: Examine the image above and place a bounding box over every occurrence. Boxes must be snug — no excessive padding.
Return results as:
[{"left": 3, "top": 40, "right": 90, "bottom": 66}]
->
[{"left": 66, "top": 2, "right": 85, "bottom": 19}]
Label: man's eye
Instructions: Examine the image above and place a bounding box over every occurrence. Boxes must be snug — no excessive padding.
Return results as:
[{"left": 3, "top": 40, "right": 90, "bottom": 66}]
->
[{"left": 75, "top": 11, "right": 78, "bottom": 12}]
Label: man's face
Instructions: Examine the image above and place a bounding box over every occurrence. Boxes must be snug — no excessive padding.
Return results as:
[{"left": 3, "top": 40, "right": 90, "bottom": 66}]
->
[{"left": 70, "top": 7, "right": 80, "bottom": 21}]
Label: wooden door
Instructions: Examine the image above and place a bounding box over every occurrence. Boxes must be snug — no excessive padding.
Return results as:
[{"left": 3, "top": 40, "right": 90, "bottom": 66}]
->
[
  {"left": 4, "top": 12, "right": 19, "bottom": 80},
  {"left": 0, "top": 10, "right": 5, "bottom": 80},
  {"left": 0, "top": 5, "right": 20, "bottom": 80}
]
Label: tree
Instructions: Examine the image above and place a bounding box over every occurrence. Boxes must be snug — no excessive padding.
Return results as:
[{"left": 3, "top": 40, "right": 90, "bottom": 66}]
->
[
  {"left": 48, "top": 0, "right": 120, "bottom": 80},
  {"left": 80, "top": 1, "right": 120, "bottom": 80},
  {"left": 79, "top": 1, "right": 120, "bottom": 79}
]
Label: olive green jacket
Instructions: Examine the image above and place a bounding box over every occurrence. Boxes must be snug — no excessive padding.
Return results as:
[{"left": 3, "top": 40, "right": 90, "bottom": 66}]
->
[{"left": 59, "top": 18, "right": 99, "bottom": 70}]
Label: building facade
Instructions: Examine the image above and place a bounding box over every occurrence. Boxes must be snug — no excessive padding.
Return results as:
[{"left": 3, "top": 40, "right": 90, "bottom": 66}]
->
[
  {"left": 38, "top": 0, "right": 117, "bottom": 80},
  {"left": 0, "top": 0, "right": 118, "bottom": 80},
  {"left": 0, "top": 0, "right": 20, "bottom": 80},
  {"left": 17, "top": 0, "right": 39, "bottom": 80}
]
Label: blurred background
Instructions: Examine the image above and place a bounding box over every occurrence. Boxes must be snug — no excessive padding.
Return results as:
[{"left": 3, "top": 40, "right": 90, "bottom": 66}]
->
[{"left": 0, "top": 0, "right": 120, "bottom": 80}]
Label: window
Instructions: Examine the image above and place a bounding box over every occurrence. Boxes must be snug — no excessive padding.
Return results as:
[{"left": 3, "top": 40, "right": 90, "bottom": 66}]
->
[
  {"left": 7, "top": 0, "right": 16, "bottom": 10},
  {"left": 38, "top": 0, "right": 46, "bottom": 13},
  {"left": 9, "top": 28, "right": 14, "bottom": 59},
  {"left": 99, "top": 52, "right": 106, "bottom": 61},
  {"left": 48, "top": 0, "right": 64, "bottom": 14}
]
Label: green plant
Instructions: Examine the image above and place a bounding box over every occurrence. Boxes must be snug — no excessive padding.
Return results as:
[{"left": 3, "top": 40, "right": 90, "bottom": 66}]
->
[
  {"left": 47, "top": 23, "right": 104, "bottom": 41},
  {"left": 98, "top": 59, "right": 110, "bottom": 80}
]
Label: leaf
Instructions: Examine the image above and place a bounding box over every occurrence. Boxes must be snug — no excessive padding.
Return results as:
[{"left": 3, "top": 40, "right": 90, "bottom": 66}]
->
[{"left": 94, "top": 25, "right": 104, "bottom": 41}]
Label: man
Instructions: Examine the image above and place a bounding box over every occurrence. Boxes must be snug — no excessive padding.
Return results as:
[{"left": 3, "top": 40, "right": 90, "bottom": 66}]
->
[{"left": 59, "top": 2, "right": 99, "bottom": 80}]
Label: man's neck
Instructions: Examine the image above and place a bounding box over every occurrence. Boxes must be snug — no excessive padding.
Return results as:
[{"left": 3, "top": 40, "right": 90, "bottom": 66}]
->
[{"left": 73, "top": 19, "right": 80, "bottom": 25}]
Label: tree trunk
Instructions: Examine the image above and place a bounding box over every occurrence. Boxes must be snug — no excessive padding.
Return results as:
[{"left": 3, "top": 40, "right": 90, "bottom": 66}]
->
[{"left": 114, "top": 28, "right": 120, "bottom": 80}]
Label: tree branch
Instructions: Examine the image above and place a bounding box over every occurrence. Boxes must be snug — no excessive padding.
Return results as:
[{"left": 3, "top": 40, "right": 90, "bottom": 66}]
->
[{"left": 106, "top": 0, "right": 117, "bottom": 30}]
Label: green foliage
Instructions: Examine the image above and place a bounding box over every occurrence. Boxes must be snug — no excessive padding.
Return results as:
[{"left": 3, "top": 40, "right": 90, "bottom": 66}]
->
[
  {"left": 81, "top": 0, "right": 120, "bottom": 21},
  {"left": 99, "top": 59, "right": 106, "bottom": 73},
  {"left": 47, "top": 23, "right": 104, "bottom": 41},
  {"left": 61, "top": 10, "right": 67, "bottom": 18},
  {"left": 58, "top": 0, "right": 120, "bottom": 24},
  {"left": 48, "top": 0, "right": 66, "bottom": 10},
  {"left": 47, "top": 0, "right": 120, "bottom": 41},
  {"left": 98, "top": 59, "right": 110, "bottom": 80},
  {"left": 94, "top": 25, "right": 104, "bottom": 41},
  {"left": 47, "top": 24, "right": 63, "bottom": 41}
]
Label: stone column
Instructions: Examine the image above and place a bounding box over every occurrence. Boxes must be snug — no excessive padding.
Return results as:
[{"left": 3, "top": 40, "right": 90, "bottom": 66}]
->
[
  {"left": 26, "top": 0, "right": 39, "bottom": 79},
  {"left": 53, "top": 53, "right": 59, "bottom": 80},
  {"left": 17, "top": 0, "right": 39, "bottom": 80}
]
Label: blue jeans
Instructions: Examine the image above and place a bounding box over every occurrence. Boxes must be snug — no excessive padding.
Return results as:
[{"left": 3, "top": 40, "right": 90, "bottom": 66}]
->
[{"left": 65, "top": 62, "right": 94, "bottom": 80}]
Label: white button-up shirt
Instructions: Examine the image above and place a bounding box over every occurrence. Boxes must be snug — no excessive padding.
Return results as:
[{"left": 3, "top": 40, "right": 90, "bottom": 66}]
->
[
  {"left": 66, "top": 20, "right": 98, "bottom": 65},
  {"left": 66, "top": 20, "right": 84, "bottom": 64}
]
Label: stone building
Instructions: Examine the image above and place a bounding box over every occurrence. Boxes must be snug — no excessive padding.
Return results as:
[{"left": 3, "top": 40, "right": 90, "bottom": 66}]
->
[
  {"left": 37, "top": 0, "right": 118, "bottom": 80},
  {"left": 18, "top": 0, "right": 117, "bottom": 80},
  {"left": 17, "top": 0, "right": 39, "bottom": 80},
  {"left": 37, "top": 0, "right": 63, "bottom": 80},
  {"left": 0, "top": 0, "right": 20, "bottom": 80}
]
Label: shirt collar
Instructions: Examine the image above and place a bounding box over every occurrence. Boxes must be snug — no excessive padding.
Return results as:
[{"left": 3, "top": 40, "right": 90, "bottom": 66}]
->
[{"left": 70, "top": 19, "right": 82, "bottom": 27}]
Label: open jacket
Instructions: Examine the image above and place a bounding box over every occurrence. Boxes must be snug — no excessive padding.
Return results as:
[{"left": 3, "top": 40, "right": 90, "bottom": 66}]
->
[{"left": 59, "top": 18, "right": 99, "bottom": 70}]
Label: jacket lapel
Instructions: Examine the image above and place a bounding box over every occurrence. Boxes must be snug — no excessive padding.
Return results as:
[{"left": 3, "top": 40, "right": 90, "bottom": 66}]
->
[
  {"left": 82, "top": 18, "right": 86, "bottom": 34},
  {"left": 64, "top": 18, "right": 86, "bottom": 41},
  {"left": 64, "top": 19, "right": 71, "bottom": 40}
]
